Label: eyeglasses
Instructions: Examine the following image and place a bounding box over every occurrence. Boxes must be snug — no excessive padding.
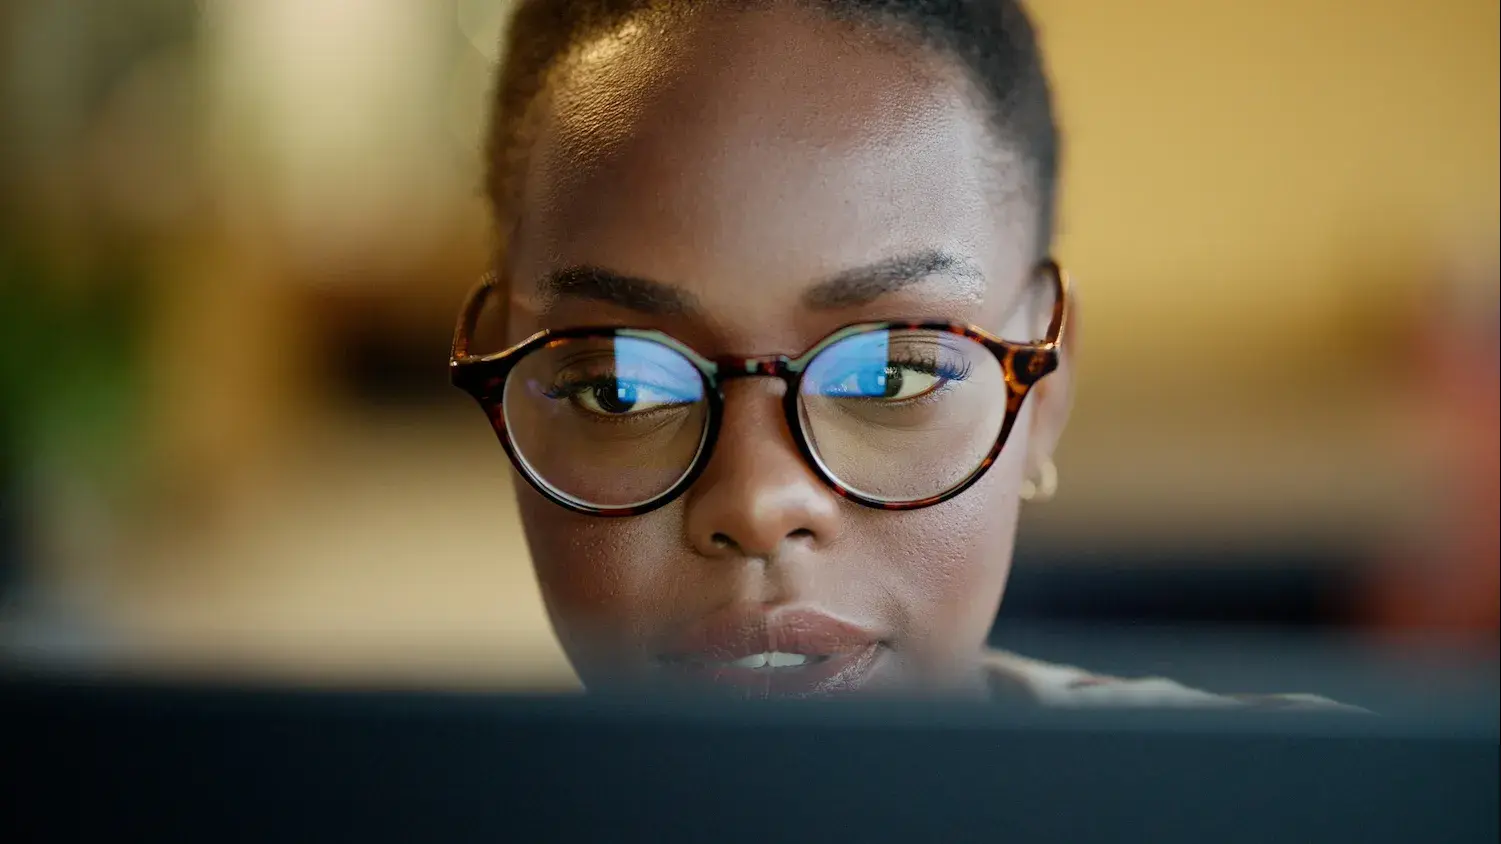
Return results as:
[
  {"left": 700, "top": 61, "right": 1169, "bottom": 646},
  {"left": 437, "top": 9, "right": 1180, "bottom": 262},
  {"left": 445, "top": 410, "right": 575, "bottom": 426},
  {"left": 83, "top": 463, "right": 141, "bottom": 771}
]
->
[{"left": 450, "top": 260, "right": 1069, "bottom": 516}]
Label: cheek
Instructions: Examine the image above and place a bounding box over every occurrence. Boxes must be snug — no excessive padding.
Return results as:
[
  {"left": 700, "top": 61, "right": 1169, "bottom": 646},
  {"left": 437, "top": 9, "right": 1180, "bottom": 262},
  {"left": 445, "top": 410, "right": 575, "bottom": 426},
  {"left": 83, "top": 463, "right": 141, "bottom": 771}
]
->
[
  {"left": 522, "top": 507, "right": 624, "bottom": 614},
  {"left": 514, "top": 480, "right": 688, "bottom": 649},
  {"left": 870, "top": 438, "right": 1029, "bottom": 663}
]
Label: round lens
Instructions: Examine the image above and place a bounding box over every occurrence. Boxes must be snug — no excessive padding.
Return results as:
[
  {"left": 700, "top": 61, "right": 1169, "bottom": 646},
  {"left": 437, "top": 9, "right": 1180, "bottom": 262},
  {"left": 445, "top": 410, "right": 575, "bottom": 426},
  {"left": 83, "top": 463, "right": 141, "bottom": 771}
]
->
[
  {"left": 798, "top": 328, "right": 1008, "bottom": 503},
  {"left": 502, "top": 335, "right": 709, "bottom": 509}
]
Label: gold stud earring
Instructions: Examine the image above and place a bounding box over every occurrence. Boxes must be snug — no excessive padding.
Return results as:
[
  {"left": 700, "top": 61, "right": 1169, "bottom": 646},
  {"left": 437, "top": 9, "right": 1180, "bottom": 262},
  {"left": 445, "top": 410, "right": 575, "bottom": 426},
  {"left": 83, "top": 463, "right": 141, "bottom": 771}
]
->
[{"left": 1019, "top": 459, "right": 1058, "bottom": 503}]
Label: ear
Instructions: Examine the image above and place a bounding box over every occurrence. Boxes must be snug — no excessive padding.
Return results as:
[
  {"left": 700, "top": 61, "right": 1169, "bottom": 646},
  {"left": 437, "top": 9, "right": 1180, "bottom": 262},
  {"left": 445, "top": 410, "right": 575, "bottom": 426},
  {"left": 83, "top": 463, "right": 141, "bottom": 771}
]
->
[{"left": 1026, "top": 277, "right": 1078, "bottom": 474}]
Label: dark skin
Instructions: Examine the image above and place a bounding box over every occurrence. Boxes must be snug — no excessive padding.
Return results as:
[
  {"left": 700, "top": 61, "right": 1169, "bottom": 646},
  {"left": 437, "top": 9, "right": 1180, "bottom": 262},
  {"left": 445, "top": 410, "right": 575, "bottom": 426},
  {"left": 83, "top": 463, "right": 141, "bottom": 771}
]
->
[{"left": 499, "top": 4, "right": 1076, "bottom": 697}]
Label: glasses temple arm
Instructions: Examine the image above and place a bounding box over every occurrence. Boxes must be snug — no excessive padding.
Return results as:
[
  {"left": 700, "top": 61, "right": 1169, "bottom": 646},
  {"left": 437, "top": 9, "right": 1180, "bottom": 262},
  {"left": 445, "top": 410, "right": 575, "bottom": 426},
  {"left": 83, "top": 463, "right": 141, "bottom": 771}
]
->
[
  {"left": 451, "top": 273, "right": 499, "bottom": 362},
  {"left": 1041, "top": 259, "right": 1069, "bottom": 347}
]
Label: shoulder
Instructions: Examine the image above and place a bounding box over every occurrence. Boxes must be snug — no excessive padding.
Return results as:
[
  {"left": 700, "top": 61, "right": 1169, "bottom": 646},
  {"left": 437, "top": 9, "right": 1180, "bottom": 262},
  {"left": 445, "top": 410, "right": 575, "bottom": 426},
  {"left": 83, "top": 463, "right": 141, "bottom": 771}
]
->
[{"left": 982, "top": 650, "right": 1367, "bottom": 712}]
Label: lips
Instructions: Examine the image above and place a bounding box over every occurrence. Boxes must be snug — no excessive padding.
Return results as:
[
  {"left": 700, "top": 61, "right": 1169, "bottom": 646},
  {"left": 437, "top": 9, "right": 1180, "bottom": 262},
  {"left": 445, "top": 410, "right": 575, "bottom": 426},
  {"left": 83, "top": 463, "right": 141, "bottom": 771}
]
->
[{"left": 654, "top": 607, "right": 885, "bottom": 698}]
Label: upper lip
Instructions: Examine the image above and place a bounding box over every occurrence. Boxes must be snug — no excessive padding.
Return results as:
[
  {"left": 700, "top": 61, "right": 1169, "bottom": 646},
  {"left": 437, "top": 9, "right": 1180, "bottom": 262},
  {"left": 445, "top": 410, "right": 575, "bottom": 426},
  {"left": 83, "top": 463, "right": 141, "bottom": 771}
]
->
[{"left": 659, "top": 605, "right": 882, "bottom": 662}]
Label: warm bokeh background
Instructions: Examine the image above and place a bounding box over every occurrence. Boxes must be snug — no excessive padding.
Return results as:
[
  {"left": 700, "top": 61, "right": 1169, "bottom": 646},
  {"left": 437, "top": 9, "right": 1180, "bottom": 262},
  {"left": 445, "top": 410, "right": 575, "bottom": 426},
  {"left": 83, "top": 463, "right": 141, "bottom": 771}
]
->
[{"left": 2, "top": 0, "right": 1497, "bottom": 694}]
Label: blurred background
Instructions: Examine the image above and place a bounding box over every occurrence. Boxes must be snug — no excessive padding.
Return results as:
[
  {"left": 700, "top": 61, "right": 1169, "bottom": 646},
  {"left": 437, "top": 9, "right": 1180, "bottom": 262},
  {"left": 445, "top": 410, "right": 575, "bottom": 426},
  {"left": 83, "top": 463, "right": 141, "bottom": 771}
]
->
[{"left": 1, "top": 0, "right": 1496, "bottom": 706}]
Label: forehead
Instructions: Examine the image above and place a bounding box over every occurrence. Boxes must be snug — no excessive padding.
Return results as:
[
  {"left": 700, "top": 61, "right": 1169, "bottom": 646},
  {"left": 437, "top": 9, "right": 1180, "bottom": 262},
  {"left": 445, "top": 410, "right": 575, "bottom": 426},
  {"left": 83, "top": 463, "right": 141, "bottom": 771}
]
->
[{"left": 509, "top": 5, "right": 1035, "bottom": 343}]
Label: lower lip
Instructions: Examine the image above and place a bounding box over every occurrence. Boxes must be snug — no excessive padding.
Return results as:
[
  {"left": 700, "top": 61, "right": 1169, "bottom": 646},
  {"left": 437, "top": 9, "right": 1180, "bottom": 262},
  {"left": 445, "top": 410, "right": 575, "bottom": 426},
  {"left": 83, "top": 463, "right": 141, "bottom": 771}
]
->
[{"left": 657, "top": 643, "right": 884, "bottom": 698}]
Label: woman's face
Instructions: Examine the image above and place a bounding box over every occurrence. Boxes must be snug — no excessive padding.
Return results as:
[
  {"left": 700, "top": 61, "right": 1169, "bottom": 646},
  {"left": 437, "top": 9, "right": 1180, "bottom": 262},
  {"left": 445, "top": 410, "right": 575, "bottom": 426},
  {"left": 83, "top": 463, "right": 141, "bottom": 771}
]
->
[{"left": 498, "top": 6, "right": 1073, "bottom": 698}]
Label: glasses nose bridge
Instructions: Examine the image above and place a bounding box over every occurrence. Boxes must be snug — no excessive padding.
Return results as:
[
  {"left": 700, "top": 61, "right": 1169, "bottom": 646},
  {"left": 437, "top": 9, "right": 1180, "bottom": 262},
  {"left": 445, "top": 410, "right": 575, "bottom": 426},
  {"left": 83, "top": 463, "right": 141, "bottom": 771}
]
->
[{"left": 712, "top": 354, "right": 796, "bottom": 384}]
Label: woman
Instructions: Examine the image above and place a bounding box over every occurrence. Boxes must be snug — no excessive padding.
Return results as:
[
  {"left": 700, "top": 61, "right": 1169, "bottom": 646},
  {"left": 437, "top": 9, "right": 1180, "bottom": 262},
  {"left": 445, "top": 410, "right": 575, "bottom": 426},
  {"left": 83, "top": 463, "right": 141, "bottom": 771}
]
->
[{"left": 451, "top": 0, "right": 1345, "bottom": 707}]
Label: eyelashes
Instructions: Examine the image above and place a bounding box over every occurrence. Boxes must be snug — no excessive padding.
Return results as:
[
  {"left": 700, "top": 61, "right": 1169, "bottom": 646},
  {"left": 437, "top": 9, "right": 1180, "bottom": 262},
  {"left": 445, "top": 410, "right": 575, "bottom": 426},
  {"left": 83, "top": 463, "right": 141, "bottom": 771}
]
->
[{"left": 536, "top": 338, "right": 976, "bottom": 417}]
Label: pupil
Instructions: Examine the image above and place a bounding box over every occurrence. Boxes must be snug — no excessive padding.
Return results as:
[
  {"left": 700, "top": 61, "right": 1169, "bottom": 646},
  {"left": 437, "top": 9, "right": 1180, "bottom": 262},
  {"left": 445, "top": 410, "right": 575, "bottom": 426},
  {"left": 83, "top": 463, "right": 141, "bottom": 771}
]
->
[
  {"left": 594, "top": 380, "right": 638, "bottom": 414},
  {"left": 858, "top": 366, "right": 901, "bottom": 398}
]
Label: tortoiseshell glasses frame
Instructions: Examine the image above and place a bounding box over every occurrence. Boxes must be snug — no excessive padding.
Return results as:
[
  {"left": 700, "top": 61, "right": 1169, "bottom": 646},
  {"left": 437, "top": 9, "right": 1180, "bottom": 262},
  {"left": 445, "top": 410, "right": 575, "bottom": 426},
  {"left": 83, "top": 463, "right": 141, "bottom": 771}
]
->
[{"left": 449, "top": 259, "right": 1070, "bottom": 516}]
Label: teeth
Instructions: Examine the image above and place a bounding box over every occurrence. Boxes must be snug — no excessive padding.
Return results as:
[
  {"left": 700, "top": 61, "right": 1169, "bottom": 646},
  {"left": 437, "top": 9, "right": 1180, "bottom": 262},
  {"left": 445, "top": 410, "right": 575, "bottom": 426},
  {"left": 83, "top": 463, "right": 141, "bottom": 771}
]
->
[
  {"left": 731, "top": 652, "right": 768, "bottom": 669},
  {"left": 725, "top": 651, "right": 810, "bottom": 669}
]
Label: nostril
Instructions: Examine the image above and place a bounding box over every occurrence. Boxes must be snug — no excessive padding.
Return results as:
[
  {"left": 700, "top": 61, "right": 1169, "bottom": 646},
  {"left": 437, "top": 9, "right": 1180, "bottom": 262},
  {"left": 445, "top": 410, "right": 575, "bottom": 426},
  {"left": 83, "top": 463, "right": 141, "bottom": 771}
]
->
[{"left": 702, "top": 528, "right": 818, "bottom": 557}]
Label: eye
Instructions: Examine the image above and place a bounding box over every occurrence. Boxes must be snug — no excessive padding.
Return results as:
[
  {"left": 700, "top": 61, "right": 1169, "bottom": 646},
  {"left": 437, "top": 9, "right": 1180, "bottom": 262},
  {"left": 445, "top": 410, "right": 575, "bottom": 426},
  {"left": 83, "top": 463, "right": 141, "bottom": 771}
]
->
[
  {"left": 826, "top": 364, "right": 945, "bottom": 401},
  {"left": 570, "top": 377, "right": 697, "bottom": 416}
]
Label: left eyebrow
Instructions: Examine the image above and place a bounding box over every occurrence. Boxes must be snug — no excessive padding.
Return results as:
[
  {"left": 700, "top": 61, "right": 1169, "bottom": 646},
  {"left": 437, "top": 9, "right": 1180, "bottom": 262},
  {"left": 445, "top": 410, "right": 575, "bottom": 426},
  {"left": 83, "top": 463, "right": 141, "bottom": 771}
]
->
[{"left": 801, "top": 250, "right": 985, "bottom": 310}]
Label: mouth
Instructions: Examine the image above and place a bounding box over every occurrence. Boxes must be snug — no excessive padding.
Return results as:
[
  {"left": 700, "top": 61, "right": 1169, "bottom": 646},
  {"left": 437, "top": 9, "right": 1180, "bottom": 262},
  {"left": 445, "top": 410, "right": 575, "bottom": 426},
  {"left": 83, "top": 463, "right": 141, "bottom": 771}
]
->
[
  {"left": 679, "top": 651, "right": 829, "bottom": 670},
  {"left": 653, "top": 607, "right": 886, "bottom": 698}
]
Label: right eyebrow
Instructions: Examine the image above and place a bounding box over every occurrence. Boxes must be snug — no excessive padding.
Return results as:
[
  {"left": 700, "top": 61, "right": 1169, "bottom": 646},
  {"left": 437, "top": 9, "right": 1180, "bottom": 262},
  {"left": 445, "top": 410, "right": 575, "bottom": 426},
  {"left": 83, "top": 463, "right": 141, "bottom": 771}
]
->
[
  {"left": 537, "top": 265, "right": 702, "bottom": 316},
  {"left": 801, "top": 250, "right": 985, "bottom": 310}
]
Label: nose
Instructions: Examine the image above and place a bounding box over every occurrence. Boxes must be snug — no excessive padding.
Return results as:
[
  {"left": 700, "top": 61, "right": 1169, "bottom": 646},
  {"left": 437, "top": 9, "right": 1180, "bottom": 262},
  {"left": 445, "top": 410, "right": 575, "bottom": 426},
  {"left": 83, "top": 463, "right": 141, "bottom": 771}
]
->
[{"left": 684, "top": 381, "right": 843, "bottom": 560}]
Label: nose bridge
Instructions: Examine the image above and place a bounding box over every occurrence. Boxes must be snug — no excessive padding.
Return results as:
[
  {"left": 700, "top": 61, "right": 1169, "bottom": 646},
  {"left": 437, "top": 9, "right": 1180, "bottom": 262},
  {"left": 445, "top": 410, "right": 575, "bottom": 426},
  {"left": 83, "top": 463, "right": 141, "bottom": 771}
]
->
[
  {"left": 684, "top": 357, "right": 841, "bottom": 559},
  {"left": 707, "top": 363, "right": 800, "bottom": 468}
]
